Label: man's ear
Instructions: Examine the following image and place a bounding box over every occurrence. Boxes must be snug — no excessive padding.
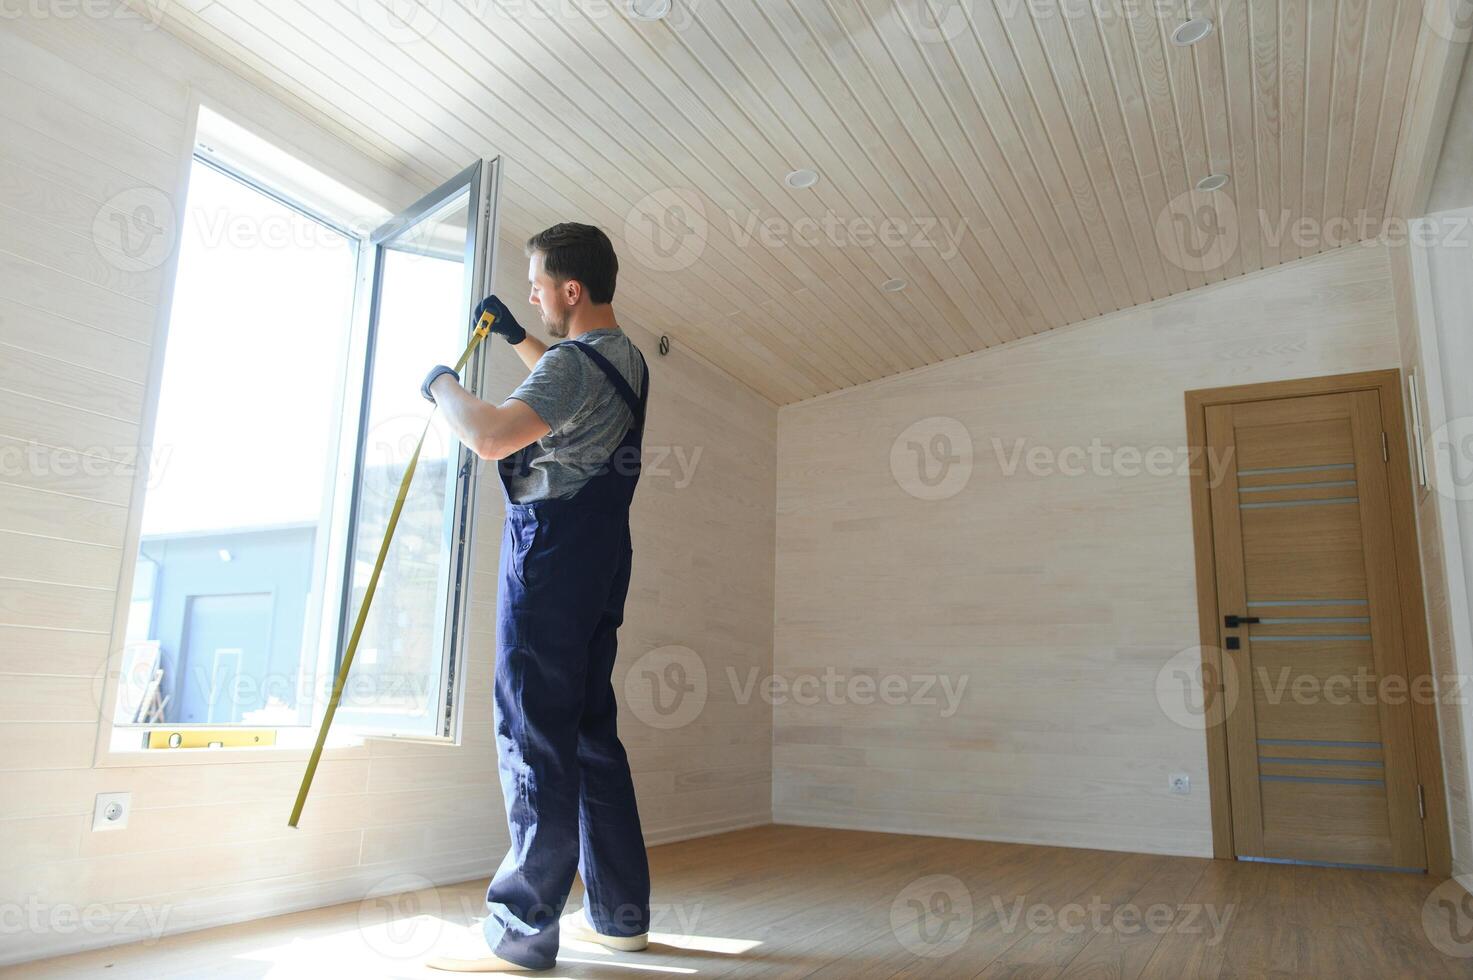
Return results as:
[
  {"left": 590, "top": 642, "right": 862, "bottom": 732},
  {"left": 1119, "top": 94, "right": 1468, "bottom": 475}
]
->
[{"left": 562, "top": 278, "right": 583, "bottom": 308}]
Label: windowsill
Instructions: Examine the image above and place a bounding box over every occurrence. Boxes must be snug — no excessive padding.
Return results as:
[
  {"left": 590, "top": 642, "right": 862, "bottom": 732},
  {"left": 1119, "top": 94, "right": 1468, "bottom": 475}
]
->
[{"left": 96, "top": 726, "right": 459, "bottom": 767}]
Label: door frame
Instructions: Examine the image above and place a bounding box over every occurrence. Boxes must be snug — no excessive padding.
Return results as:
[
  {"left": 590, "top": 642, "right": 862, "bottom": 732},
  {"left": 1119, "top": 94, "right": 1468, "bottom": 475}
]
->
[{"left": 1184, "top": 368, "right": 1451, "bottom": 874}]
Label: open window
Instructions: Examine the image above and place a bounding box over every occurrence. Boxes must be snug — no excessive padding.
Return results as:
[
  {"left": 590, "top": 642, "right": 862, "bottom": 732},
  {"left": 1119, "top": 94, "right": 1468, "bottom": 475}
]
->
[
  {"left": 329, "top": 162, "right": 500, "bottom": 741},
  {"left": 108, "top": 103, "right": 501, "bottom": 752}
]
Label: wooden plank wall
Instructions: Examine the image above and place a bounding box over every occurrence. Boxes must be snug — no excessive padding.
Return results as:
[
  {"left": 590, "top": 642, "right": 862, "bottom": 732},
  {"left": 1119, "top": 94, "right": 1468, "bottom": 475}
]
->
[
  {"left": 1387, "top": 38, "right": 1473, "bottom": 875},
  {"left": 1389, "top": 241, "right": 1473, "bottom": 877},
  {"left": 0, "top": 13, "right": 774, "bottom": 966},
  {"left": 1428, "top": 44, "right": 1473, "bottom": 215},
  {"left": 774, "top": 244, "right": 1416, "bottom": 858}
]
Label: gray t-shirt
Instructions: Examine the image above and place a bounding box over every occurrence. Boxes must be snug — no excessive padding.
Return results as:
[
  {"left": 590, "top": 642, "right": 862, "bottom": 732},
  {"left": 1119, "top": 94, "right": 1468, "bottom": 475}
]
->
[{"left": 503, "top": 327, "right": 647, "bottom": 503}]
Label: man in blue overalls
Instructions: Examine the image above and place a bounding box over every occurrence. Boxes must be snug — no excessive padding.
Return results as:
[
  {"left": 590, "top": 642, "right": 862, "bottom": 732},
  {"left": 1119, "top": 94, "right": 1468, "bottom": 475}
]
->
[{"left": 418, "top": 223, "right": 652, "bottom": 972}]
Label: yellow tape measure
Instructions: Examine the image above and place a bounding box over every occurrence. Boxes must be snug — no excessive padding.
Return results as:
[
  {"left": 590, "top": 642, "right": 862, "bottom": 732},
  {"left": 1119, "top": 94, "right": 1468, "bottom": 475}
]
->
[{"left": 289, "top": 312, "right": 495, "bottom": 828}]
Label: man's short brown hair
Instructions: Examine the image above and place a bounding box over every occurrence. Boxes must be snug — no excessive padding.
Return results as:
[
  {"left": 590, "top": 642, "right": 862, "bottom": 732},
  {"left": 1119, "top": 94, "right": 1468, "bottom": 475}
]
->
[{"left": 525, "top": 223, "right": 618, "bottom": 305}]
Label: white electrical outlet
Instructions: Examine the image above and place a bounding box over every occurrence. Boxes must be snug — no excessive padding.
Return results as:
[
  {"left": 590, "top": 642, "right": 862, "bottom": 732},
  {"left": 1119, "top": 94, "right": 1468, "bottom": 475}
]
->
[
  {"left": 1169, "top": 773, "right": 1191, "bottom": 795},
  {"left": 93, "top": 792, "right": 131, "bottom": 831}
]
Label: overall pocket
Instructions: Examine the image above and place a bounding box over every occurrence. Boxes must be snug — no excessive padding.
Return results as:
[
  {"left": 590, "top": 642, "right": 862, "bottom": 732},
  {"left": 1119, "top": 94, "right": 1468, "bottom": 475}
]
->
[{"left": 507, "top": 515, "right": 539, "bottom": 589}]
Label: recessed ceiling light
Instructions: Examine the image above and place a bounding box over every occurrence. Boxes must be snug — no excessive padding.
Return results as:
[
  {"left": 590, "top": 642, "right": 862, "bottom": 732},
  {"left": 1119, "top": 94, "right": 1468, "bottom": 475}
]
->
[
  {"left": 1196, "top": 173, "right": 1231, "bottom": 192},
  {"left": 784, "top": 168, "right": 819, "bottom": 189},
  {"left": 1171, "top": 17, "right": 1214, "bottom": 46},
  {"left": 880, "top": 278, "right": 907, "bottom": 293},
  {"left": 626, "top": 0, "right": 671, "bottom": 20}
]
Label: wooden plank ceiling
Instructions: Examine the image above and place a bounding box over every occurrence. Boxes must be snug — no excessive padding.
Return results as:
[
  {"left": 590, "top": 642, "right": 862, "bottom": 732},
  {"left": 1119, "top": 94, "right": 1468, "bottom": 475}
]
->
[{"left": 146, "top": 0, "right": 1426, "bottom": 405}]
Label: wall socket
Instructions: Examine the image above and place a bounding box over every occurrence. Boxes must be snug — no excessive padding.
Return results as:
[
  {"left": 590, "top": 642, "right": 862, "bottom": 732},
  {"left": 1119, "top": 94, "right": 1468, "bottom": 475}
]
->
[
  {"left": 1169, "top": 773, "right": 1191, "bottom": 795},
  {"left": 92, "top": 792, "right": 131, "bottom": 832}
]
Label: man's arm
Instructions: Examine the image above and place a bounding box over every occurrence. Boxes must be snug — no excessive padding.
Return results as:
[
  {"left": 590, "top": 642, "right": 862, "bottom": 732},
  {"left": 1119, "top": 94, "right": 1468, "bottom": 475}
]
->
[
  {"left": 509, "top": 334, "right": 548, "bottom": 372},
  {"left": 429, "top": 375, "right": 550, "bottom": 462}
]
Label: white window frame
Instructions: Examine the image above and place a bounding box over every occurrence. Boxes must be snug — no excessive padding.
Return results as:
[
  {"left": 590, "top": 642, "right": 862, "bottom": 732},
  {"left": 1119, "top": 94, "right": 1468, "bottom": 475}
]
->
[
  {"left": 326, "top": 158, "right": 501, "bottom": 746},
  {"left": 93, "top": 98, "right": 500, "bottom": 766}
]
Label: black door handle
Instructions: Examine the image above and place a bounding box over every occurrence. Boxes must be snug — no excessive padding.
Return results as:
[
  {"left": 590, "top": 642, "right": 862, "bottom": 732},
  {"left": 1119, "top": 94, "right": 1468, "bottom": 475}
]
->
[{"left": 1224, "top": 615, "right": 1261, "bottom": 628}]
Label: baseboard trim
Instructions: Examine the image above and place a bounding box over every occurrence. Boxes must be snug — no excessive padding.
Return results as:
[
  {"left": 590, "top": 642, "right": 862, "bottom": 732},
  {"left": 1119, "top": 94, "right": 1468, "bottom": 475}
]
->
[
  {"left": 643, "top": 812, "right": 771, "bottom": 847},
  {"left": 772, "top": 807, "right": 1212, "bottom": 859}
]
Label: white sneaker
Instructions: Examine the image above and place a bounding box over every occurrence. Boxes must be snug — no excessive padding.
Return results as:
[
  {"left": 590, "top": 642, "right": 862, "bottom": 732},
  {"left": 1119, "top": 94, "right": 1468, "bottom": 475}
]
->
[{"left": 560, "top": 907, "right": 649, "bottom": 952}]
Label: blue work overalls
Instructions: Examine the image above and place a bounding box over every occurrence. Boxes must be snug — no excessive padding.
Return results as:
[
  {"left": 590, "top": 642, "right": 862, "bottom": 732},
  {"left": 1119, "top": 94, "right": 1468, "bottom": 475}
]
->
[{"left": 482, "top": 339, "right": 653, "bottom": 970}]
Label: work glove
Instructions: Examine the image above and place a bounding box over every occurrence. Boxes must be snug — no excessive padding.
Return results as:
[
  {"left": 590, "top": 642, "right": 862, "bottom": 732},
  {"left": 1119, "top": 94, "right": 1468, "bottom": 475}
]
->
[
  {"left": 473, "top": 294, "right": 527, "bottom": 345},
  {"left": 421, "top": 364, "right": 459, "bottom": 403}
]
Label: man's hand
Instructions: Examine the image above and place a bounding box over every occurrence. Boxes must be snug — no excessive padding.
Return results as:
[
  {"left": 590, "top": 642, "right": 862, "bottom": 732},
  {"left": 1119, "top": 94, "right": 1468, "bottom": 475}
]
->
[
  {"left": 474, "top": 295, "right": 527, "bottom": 345},
  {"left": 421, "top": 364, "right": 459, "bottom": 403}
]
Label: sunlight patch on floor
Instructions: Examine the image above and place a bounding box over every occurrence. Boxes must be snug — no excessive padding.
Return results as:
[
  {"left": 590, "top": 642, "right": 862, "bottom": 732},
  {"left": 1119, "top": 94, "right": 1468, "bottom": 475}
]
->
[
  {"left": 647, "top": 931, "right": 763, "bottom": 954},
  {"left": 210, "top": 910, "right": 765, "bottom": 978},
  {"left": 553, "top": 957, "right": 697, "bottom": 974}
]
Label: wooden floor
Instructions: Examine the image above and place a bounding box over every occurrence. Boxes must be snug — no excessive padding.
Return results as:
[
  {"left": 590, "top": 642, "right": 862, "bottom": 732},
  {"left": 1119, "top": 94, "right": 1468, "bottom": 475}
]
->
[{"left": 6, "top": 824, "right": 1473, "bottom": 978}]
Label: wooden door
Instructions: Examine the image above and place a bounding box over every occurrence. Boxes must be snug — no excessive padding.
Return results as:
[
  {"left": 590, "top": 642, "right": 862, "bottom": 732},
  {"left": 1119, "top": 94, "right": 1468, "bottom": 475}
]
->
[{"left": 1205, "top": 389, "right": 1426, "bottom": 869}]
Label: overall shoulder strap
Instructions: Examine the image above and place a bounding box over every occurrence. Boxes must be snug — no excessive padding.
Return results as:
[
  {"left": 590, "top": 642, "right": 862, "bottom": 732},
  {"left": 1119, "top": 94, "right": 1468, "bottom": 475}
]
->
[{"left": 561, "top": 340, "right": 648, "bottom": 426}]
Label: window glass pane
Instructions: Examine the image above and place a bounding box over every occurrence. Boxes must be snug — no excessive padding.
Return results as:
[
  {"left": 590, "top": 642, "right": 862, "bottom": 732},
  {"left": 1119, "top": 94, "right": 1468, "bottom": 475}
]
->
[
  {"left": 334, "top": 189, "right": 471, "bottom": 736},
  {"left": 119, "top": 159, "right": 357, "bottom": 727}
]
